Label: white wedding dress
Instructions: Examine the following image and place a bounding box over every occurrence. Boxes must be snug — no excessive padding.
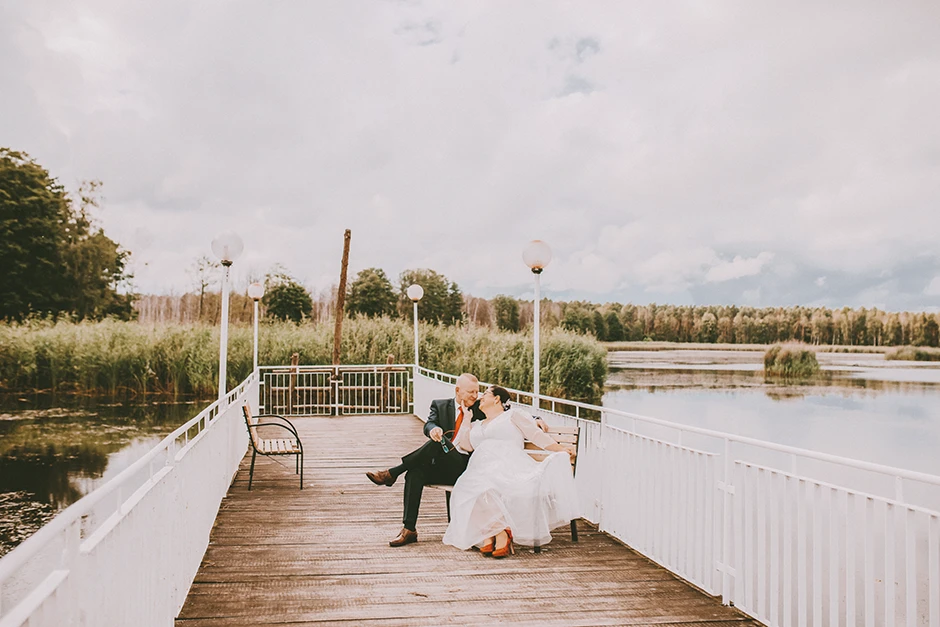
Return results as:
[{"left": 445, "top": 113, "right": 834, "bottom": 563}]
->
[{"left": 442, "top": 408, "right": 579, "bottom": 550}]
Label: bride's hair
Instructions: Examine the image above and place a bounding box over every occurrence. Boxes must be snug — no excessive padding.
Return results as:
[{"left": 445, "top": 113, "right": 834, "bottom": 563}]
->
[{"left": 490, "top": 386, "right": 511, "bottom": 405}]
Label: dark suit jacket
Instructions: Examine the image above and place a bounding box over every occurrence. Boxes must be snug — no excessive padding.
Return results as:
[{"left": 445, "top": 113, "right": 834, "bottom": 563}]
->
[{"left": 423, "top": 398, "right": 484, "bottom": 439}]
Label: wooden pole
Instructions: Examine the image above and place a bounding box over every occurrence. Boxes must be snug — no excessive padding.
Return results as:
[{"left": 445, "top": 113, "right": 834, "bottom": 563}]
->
[
  {"left": 288, "top": 352, "right": 299, "bottom": 414},
  {"left": 381, "top": 353, "right": 394, "bottom": 413},
  {"left": 333, "top": 230, "right": 351, "bottom": 366}
]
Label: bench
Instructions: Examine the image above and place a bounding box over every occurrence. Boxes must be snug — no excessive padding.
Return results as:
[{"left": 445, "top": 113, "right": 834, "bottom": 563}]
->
[
  {"left": 242, "top": 405, "right": 304, "bottom": 490},
  {"left": 428, "top": 420, "right": 580, "bottom": 553}
]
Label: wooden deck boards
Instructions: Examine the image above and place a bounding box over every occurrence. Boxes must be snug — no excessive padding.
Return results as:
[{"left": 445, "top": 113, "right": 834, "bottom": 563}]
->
[{"left": 177, "top": 414, "right": 760, "bottom": 627}]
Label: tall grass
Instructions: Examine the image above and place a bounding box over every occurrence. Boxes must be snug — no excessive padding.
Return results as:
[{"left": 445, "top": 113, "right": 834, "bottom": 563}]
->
[
  {"left": 0, "top": 318, "right": 608, "bottom": 403},
  {"left": 885, "top": 346, "right": 940, "bottom": 361},
  {"left": 763, "top": 343, "right": 820, "bottom": 378}
]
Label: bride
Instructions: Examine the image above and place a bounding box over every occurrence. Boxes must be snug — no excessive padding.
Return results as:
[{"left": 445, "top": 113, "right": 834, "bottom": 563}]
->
[{"left": 442, "top": 385, "right": 579, "bottom": 558}]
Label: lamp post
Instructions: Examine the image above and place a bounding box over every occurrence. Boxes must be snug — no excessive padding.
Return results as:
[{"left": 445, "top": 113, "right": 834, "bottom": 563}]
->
[
  {"left": 248, "top": 282, "right": 265, "bottom": 373},
  {"left": 407, "top": 284, "right": 424, "bottom": 368},
  {"left": 523, "top": 240, "right": 552, "bottom": 409},
  {"left": 211, "top": 231, "right": 244, "bottom": 405}
]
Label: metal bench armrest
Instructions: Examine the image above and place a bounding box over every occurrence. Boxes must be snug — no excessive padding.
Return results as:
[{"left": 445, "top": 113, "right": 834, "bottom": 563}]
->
[
  {"left": 256, "top": 414, "right": 301, "bottom": 439},
  {"left": 251, "top": 422, "right": 303, "bottom": 450}
]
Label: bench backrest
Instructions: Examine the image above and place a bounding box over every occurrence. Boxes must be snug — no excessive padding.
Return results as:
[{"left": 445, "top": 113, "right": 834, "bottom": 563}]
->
[
  {"left": 524, "top": 423, "right": 580, "bottom": 475},
  {"left": 242, "top": 405, "right": 263, "bottom": 450}
]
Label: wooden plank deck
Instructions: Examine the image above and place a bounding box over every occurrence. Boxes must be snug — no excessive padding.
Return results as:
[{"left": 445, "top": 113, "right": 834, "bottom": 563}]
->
[{"left": 177, "top": 414, "right": 761, "bottom": 627}]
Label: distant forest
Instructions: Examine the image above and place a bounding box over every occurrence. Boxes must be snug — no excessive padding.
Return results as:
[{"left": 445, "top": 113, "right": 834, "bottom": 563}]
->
[{"left": 135, "top": 289, "right": 940, "bottom": 349}]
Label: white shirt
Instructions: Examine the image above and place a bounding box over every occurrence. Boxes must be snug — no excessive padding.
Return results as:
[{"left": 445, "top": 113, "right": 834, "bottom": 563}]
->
[{"left": 452, "top": 398, "right": 471, "bottom": 455}]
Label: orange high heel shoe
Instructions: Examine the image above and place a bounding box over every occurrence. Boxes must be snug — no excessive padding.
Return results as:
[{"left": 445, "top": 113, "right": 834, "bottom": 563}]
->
[
  {"left": 491, "top": 529, "right": 514, "bottom": 559},
  {"left": 480, "top": 537, "right": 495, "bottom": 556}
]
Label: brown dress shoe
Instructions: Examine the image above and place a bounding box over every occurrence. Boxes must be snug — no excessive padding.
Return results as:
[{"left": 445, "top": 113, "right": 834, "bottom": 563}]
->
[
  {"left": 366, "top": 469, "right": 397, "bottom": 486},
  {"left": 389, "top": 528, "right": 417, "bottom": 547}
]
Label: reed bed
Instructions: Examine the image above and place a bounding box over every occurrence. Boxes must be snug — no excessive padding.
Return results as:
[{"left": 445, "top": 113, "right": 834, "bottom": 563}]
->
[
  {"left": 885, "top": 346, "right": 940, "bottom": 361},
  {"left": 0, "top": 318, "right": 607, "bottom": 403},
  {"left": 763, "top": 343, "right": 821, "bottom": 378}
]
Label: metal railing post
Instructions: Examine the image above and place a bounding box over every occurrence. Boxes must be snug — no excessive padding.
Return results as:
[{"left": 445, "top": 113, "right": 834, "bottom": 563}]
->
[{"left": 720, "top": 437, "right": 735, "bottom": 605}]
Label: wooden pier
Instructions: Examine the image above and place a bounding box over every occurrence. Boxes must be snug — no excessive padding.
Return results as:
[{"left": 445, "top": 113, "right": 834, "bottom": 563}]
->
[{"left": 176, "top": 414, "right": 761, "bottom": 626}]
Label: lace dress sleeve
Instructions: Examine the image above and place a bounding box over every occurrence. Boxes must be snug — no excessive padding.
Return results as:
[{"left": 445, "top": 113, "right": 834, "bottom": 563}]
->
[
  {"left": 455, "top": 421, "right": 474, "bottom": 451},
  {"left": 509, "top": 409, "right": 557, "bottom": 449}
]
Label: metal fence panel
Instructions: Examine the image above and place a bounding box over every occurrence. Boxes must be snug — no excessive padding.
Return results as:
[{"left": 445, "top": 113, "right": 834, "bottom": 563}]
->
[{"left": 260, "top": 365, "right": 412, "bottom": 416}]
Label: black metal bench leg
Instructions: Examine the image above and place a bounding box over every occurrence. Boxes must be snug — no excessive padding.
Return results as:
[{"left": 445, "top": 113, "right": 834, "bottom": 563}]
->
[
  {"left": 445, "top": 491, "right": 452, "bottom": 522},
  {"left": 248, "top": 449, "right": 257, "bottom": 491},
  {"left": 570, "top": 519, "right": 578, "bottom": 542},
  {"left": 534, "top": 542, "right": 541, "bottom": 554},
  {"left": 299, "top": 452, "right": 304, "bottom": 490}
]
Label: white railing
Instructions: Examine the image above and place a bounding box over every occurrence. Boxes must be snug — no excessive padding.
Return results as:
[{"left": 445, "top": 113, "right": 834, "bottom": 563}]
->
[
  {"left": 0, "top": 374, "right": 258, "bottom": 627},
  {"left": 415, "top": 367, "right": 940, "bottom": 627}
]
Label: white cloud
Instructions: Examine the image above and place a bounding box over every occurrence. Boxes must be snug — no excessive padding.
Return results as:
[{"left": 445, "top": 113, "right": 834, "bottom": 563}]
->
[
  {"left": 925, "top": 277, "right": 940, "bottom": 296},
  {"left": 705, "top": 252, "right": 775, "bottom": 283},
  {"left": 2, "top": 1, "right": 939, "bottom": 309}
]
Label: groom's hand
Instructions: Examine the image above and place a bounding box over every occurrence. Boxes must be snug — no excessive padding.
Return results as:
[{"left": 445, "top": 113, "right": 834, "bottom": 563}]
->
[
  {"left": 429, "top": 427, "right": 444, "bottom": 442},
  {"left": 535, "top": 419, "right": 550, "bottom": 433}
]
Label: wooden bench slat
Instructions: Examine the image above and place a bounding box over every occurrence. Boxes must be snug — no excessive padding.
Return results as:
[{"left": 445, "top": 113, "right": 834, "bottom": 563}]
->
[
  {"left": 544, "top": 425, "right": 579, "bottom": 434},
  {"left": 535, "top": 433, "right": 577, "bottom": 444}
]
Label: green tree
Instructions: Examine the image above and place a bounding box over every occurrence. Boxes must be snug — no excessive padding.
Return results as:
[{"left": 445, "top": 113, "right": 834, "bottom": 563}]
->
[
  {"left": 398, "top": 269, "right": 463, "bottom": 325},
  {"left": 263, "top": 274, "right": 313, "bottom": 322},
  {"left": 492, "top": 295, "right": 520, "bottom": 332},
  {"left": 560, "top": 302, "right": 595, "bottom": 335},
  {"left": 64, "top": 181, "right": 135, "bottom": 320},
  {"left": 346, "top": 267, "right": 397, "bottom": 318},
  {"left": 592, "top": 309, "right": 608, "bottom": 340},
  {"left": 0, "top": 150, "right": 134, "bottom": 321},
  {"left": 604, "top": 309, "right": 624, "bottom": 341},
  {"left": 924, "top": 317, "right": 939, "bottom": 348}
]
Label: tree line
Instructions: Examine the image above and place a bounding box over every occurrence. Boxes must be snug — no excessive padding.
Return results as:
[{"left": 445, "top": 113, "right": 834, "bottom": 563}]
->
[
  {"left": 472, "top": 299, "right": 939, "bottom": 348},
  {"left": 320, "top": 267, "right": 940, "bottom": 348},
  {"left": 137, "top": 263, "right": 940, "bottom": 349}
]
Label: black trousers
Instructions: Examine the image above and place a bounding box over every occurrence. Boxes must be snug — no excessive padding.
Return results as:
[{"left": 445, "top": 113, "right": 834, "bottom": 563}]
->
[{"left": 401, "top": 440, "right": 469, "bottom": 531}]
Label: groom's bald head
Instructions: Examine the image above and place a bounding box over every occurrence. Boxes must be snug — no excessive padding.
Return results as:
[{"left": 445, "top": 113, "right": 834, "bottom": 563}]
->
[{"left": 455, "top": 373, "right": 480, "bottom": 407}]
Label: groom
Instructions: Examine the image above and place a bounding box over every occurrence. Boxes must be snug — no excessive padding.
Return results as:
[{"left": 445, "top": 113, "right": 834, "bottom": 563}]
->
[{"left": 366, "top": 372, "right": 483, "bottom": 547}]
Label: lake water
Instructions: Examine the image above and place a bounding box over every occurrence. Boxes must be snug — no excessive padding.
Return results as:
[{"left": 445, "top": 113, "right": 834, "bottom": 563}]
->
[
  {"left": 0, "top": 397, "right": 210, "bottom": 557},
  {"left": 602, "top": 350, "right": 940, "bottom": 477}
]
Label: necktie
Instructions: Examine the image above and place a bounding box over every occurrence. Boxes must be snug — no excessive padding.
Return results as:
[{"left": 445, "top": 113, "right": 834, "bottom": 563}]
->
[{"left": 454, "top": 406, "right": 465, "bottom": 439}]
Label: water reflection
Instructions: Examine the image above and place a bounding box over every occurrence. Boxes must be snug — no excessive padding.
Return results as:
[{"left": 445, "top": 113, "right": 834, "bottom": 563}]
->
[
  {"left": 0, "top": 397, "right": 209, "bottom": 510},
  {"left": 607, "top": 366, "right": 940, "bottom": 400},
  {"left": 603, "top": 364, "right": 940, "bottom": 477}
]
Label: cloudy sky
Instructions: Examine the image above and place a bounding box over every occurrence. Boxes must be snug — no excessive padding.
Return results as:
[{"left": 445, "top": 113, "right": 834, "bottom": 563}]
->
[{"left": 3, "top": 1, "right": 939, "bottom": 310}]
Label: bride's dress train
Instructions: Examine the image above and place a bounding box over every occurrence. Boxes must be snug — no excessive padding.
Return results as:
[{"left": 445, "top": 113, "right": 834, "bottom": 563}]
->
[{"left": 442, "top": 408, "right": 579, "bottom": 549}]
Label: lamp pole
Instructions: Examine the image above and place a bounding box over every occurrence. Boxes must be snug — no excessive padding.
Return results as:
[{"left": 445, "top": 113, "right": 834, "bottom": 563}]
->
[
  {"left": 533, "top": 269, "right": 541, "bottom": 407},
  {"left": 407, "top": 284, "right": 424, "bottom": 370},
  {"left": 523, "top": 240, "right": 552, "bottom": 410},
  {"left": 212, "top": 232, "right": 244, "bottom": 405},
  {"left": 219, "top": 261, "right": 232, "bottom": 403},
  {"left": 248, "top": 282, "right": 265, "bottom": 373}
]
